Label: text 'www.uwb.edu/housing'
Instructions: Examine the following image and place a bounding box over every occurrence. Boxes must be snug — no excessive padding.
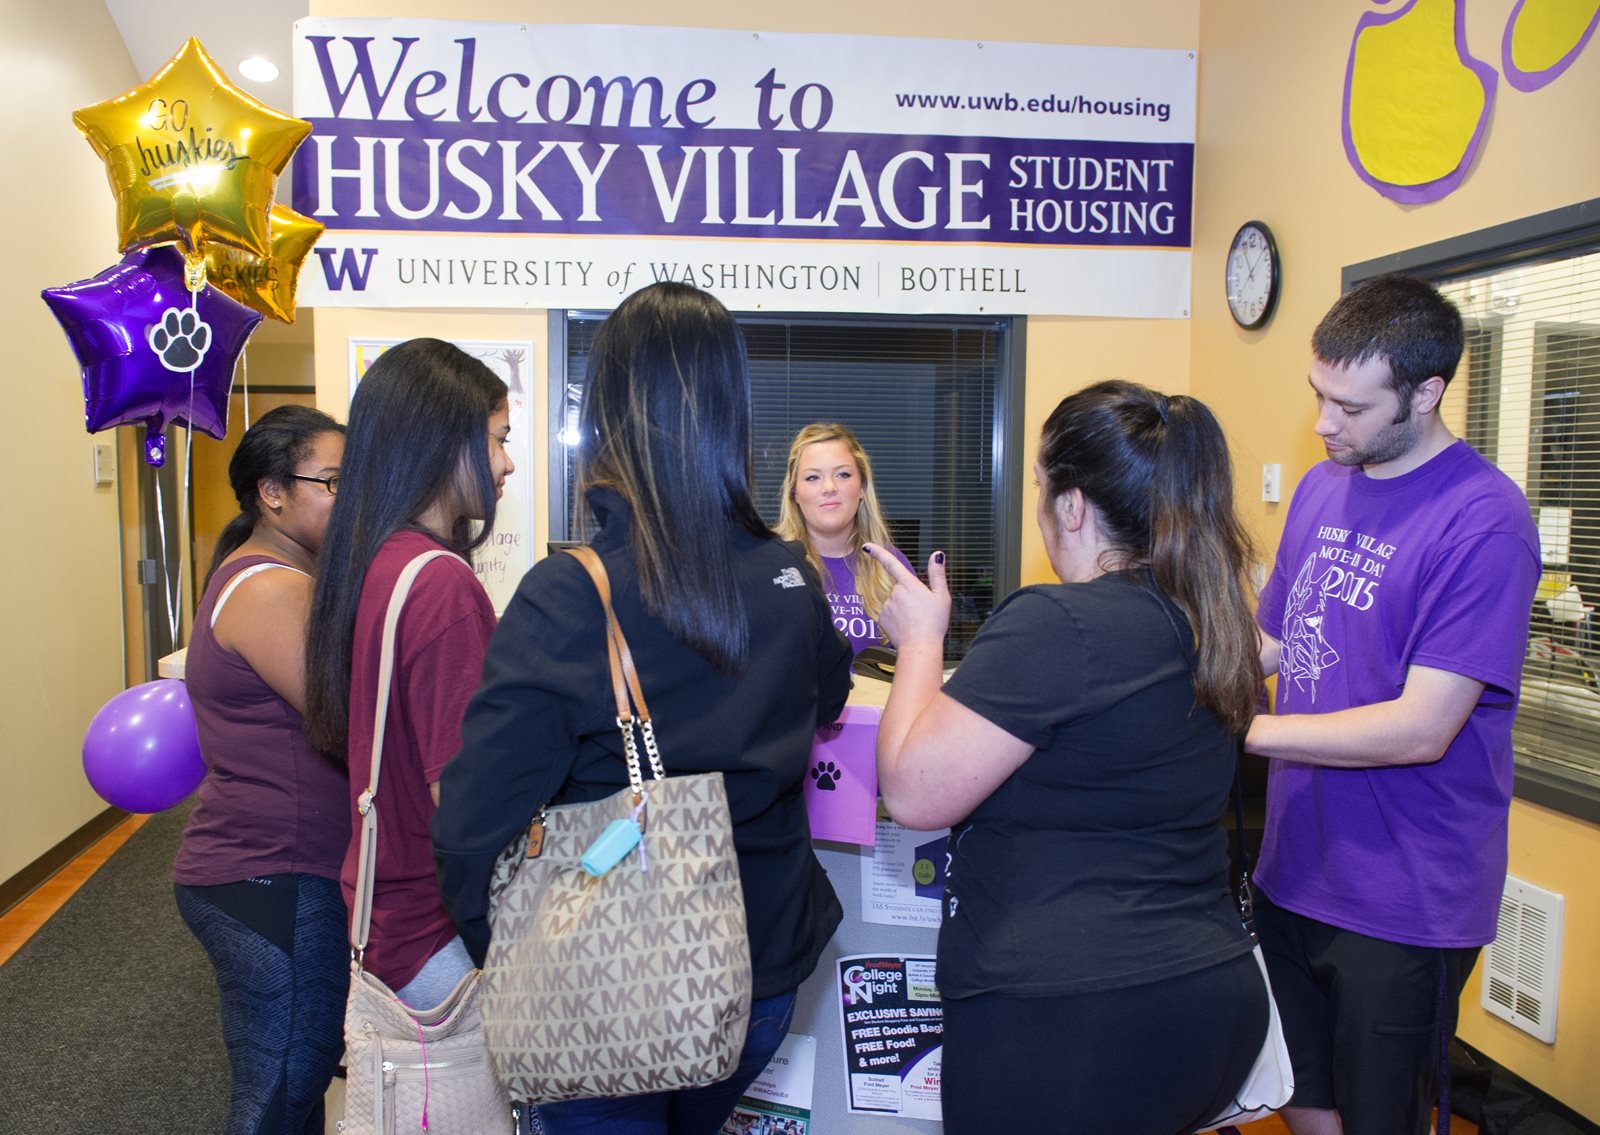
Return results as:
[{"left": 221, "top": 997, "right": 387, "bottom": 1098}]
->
[{"left": 893, "top": 91, "right": 1173, "bottom": 122}]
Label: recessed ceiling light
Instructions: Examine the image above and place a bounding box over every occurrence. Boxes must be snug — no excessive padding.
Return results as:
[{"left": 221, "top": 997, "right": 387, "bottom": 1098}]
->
[{"left": 238, "top": 57, "right": 279, "bottom": 83}]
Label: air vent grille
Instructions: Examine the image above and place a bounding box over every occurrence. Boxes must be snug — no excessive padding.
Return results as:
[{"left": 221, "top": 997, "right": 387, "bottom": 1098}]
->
[{"left": 1481, "top": 875, "right": 1564, "bottom": 1044}]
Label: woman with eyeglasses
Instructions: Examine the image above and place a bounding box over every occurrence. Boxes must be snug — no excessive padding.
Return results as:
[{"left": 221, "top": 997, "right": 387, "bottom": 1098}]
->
[
  {"left": 304, "top": 338, "right": 513, "bottom": 1010},
  {"left": 172, "top": 405, "right": 349, "bottom": 1135}
]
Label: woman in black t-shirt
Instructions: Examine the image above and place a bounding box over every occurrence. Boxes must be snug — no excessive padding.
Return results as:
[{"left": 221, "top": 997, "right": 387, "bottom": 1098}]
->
[{"left": 866, "top": 381, "right": 1270, "bottom": 1134}]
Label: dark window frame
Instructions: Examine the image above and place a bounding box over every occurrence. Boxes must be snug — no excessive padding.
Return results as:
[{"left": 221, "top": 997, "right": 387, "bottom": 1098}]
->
[
  {"left": 1343, "top": 197, "right": 1600, "bottom": 825},
  {"left": 546, "top": 307, "right": 1026, "bottom": 660}
]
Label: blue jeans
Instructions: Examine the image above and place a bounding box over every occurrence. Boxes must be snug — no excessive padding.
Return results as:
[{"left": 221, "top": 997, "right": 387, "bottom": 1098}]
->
[{"left": 534, "top": 990, "right": 797, "bottom": 1135}]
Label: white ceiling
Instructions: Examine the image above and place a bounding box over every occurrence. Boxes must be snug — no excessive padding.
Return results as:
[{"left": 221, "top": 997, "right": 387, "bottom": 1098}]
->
[
  {"left": 101, "top": 0, "right": 314, "bottom": 345},
  {"left": 102, "top": 0, "right": 307, "bottom": 110}
]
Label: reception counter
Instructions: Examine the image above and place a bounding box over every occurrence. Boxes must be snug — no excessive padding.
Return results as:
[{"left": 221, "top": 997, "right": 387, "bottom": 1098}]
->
[{"left": 780, "top": 671, "right": 944, "bottom": 1133}]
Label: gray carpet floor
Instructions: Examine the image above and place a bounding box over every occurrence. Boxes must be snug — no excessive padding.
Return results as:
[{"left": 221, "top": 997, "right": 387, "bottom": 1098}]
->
[{"left": 0, "top": 803, "right": 229, "bottom": 1133}]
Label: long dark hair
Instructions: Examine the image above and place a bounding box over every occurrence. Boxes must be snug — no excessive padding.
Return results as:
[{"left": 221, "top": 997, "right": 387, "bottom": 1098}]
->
[
  {"left": 1039, "top": 380, "right": 1258, "bottom": 734},
  {"left": 206, "top": 405, "right": 343, "bottom": 587},
  {"left": 578, "top": 282, "right": 770, "bottom": 674},
  {"left": 303, "top": 339, "right": 507, "bottom": 757}
]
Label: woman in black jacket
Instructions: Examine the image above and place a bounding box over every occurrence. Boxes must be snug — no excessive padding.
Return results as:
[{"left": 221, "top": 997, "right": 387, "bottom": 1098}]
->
[{"left": 433, "top": 282, "right": 852, "bottom": 1135}]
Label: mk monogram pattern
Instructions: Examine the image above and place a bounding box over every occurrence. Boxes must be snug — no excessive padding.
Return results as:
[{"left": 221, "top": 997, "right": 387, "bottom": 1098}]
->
[{"left": 482, "top": 773, "right": 753, "bottom": 1103}]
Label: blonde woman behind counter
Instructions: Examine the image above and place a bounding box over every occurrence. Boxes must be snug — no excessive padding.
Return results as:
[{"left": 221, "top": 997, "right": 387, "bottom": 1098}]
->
[{"left": 777, "top": 422, "right": 912, "bottom": 656}]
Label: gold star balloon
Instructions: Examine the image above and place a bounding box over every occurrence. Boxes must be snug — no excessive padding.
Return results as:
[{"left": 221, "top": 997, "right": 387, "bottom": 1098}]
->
[
  {"left": 206, "top": 205, "right": 324, "bottom": 323},
  {"left": 72, "top": 38, "right": 311, "bottom": 264}
]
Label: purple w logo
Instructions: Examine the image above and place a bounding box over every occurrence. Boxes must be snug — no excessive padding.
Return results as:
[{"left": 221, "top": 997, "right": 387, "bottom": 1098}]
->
[{"left": 314, "top": 246, "right": 378, "bottom": 290}]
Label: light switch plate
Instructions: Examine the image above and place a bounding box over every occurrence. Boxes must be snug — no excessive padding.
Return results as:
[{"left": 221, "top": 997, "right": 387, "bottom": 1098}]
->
[
  {"left": 92, "top": 443, "right": 115, "bottom": 486},
  {"left": 1261, "top": 463, "right": 1281, "bottom": 503}
]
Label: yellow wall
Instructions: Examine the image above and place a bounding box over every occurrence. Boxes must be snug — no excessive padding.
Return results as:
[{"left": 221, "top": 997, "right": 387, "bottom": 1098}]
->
[
  {"left": 1195, "top": 1, "right": 1600, "bottom": 1118},
  {"left": 1020, "top": 318, "right": 1193, "bottom": 582},
  {"left": 1483, "top": 799, "right": 1600, "bottom": 1116},
  {"left": 0, "top": 0, "right": 138, "bottom": 884},
  {"left": 314, "top": 0, "right": 1197, "bottom": 45}
]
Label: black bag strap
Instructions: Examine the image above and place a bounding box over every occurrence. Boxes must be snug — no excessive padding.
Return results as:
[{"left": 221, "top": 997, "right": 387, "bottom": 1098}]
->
[{"left": 1230, "top": 761, "right": 1257, "bottom": 940}]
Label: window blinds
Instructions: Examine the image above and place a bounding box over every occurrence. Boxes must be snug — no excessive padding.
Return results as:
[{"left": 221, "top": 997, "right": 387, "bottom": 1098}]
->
[
  {"left": 558, "top": 312, "right": 1014, "bottom": 661},
  {"left": 1442, "top": 247, "right": 1600, "bottom": 780}
]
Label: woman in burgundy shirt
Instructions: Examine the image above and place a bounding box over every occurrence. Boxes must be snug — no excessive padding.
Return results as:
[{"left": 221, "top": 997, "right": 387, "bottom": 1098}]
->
[{"left": 304, "top": 339, "right": 512, "bottom": 1008}]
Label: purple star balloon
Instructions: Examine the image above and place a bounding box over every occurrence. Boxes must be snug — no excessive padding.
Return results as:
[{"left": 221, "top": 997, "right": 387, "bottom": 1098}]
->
[{"left": 41, "top": 246, "right": 262, "bottom": 466}]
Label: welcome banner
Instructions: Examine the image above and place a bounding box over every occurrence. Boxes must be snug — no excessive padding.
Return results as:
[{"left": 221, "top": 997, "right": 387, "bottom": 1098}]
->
[{"left": 291, "top": 20, "right": 1196, "bottom": 316}]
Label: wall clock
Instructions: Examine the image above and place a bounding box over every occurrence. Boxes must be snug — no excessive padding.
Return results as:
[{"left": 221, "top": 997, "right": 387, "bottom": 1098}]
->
[{"left": 1226, "top": 220, "right": 1280, "bottom": 329}]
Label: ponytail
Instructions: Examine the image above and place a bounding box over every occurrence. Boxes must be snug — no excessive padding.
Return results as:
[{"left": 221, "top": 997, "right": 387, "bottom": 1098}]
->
[
  {"left": 1148, "top": 396, "right": 1260, "bottom": 734},
  {"left": 208, "top": 514, "right": 257, "bottom": 582},
  {"left": 1038, "top": 382, "right": 1259, "bottom": 735}
]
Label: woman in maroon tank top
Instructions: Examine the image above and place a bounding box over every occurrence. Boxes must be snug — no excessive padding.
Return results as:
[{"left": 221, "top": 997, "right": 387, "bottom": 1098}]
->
[{"left": 173, "top": 406, "right": 349, "bottom": 1135}]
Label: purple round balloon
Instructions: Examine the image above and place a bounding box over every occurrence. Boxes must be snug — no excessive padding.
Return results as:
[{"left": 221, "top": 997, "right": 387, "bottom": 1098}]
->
[
  {"left": 41, "top": 246, "right": 262, "bottom": 466},
  {"left": 82, "top": 679, "right": 206, "bottom": 813}
]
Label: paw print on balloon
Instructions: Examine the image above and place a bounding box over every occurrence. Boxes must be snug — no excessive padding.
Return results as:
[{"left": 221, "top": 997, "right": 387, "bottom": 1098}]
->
[
  {"left": 147, "top": 307, "right": 213, "bottom": 372},
  {"left": 1343, "top": 0, "right": 1599, "bottom": 203},
  {"left": 810, "top": 760, "right": 843, "bottom": 791}
]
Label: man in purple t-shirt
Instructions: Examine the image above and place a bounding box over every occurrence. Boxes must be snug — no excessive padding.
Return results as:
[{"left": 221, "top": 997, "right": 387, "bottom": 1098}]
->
[{"left": 1248, "top": 275, "right": 1541, "bottom": 1135}]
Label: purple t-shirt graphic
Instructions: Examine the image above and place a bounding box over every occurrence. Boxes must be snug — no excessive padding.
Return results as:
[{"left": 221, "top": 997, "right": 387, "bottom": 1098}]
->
[
  {"left": 823, "top": 548, "right": 912, "bottom": 656},
  {"left": 1255, "top": 441, "right": 1540, "bottom": 947}
]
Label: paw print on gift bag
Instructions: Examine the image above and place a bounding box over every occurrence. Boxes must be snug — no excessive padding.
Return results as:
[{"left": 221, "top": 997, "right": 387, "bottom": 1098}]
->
[
  {"left": 147, "top": 307, "right": 212, "bottom": 371},
  {"left": 810, "top": 759, "right": 842, "bottom": 791}
]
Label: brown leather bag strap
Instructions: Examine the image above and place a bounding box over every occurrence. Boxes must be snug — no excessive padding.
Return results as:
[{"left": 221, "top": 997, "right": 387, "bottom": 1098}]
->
[{"left": 563, "top": 545, "right": 652, "bottom": 724}]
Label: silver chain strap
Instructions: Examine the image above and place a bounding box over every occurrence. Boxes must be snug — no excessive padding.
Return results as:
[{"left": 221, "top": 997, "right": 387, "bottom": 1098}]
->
[
  {"left": 639, "top": 718, "right": 668, "bottom": 781},
  {"left": 617, "top": 713, "right": 667, "bottom": 800},
  {"left": 618, "top": 714, "right": 646, "bottom": 799}
]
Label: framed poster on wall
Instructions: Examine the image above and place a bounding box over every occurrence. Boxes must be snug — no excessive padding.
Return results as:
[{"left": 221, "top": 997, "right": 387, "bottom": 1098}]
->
[{"left": 349, "top": 338, "right": 536, "bottom": 613}]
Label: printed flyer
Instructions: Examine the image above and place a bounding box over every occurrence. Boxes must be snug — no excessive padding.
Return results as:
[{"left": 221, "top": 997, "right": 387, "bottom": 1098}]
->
[
  {"left": 837, "top": 954, "right": 943, "bottom": 1119},
  {"left": 859, "top": 816, "right": 947, "bottom": 928},
  {"left": 721, "top": 1033, "right": 815, "bottom": 1135}
]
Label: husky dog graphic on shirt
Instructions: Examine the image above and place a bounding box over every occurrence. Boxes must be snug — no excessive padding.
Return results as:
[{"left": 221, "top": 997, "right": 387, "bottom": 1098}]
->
[{"left": 1280, "top": 555, "right": 1343, "bottom": 702}]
